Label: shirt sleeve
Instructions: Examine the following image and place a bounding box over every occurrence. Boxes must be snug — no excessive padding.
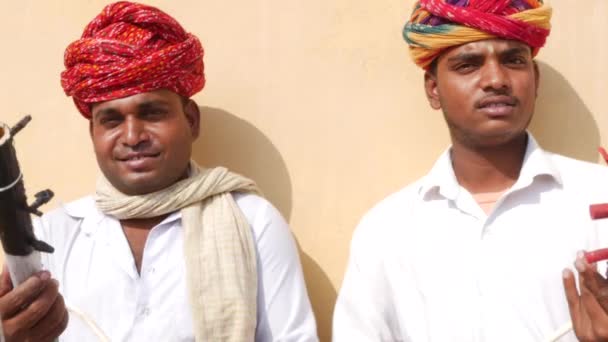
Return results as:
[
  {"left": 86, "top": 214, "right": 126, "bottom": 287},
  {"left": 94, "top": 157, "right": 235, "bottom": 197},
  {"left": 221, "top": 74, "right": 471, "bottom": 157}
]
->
[
  {"left": 234, "top": 194, "right": 319, "bottom": 342},
  {"left": 332, "top": 214, "right": 403, "bottom": 342}
]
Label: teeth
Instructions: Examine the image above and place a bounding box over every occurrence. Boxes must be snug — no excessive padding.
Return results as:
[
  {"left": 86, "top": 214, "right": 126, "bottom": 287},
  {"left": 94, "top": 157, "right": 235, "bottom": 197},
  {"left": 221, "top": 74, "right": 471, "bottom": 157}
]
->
[{"left": 122, "top": 155, "right": 158, "bottom": 161}]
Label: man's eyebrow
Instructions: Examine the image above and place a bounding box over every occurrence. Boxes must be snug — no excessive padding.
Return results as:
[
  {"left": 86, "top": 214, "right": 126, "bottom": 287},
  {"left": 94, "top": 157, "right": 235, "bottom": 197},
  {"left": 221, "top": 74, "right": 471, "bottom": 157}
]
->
[
  {"left": 93, "top": 99, "right": 171, "bottom": 118},
  {"left": 93, "top": 107, "right": 121, "bottom": 120},
  {"left": 446, "top": 46, "right": 531, "bottom": 63},
  {"left": 446, "top": 52, "right": 483, "bottom": 63},
  {"left": 137, "top": 100, "right": 171, "bottom": 110},
  {"left": 501, "top": 46, "right": 531, "bottom": 57}
]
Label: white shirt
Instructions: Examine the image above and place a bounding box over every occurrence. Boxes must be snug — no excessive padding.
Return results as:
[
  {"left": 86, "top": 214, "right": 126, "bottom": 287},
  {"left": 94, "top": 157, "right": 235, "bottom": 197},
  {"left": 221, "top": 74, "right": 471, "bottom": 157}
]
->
[
  {"left": 334, "top": 135, "right": 608, "bottom": 342},
  {"left": 34, "top": 193, "right": 318, "bottom": 342}
]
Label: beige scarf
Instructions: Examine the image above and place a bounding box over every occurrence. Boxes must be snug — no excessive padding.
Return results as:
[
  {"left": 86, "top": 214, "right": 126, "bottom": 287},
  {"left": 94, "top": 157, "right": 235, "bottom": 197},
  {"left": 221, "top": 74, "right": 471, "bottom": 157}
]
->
[{"left": 95, "top": 162, "right": 259, "bottom": 341}]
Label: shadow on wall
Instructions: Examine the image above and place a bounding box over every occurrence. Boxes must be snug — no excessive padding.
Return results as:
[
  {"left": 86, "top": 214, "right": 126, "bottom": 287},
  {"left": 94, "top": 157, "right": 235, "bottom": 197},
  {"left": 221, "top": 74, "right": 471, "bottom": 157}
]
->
[
  {"left": 191, "top": 107, "right": 336, "bottom": 340},
  {"left": 530, "top": 61, "right": 601, "bottom": 162},
  {"left": 295, "top": 238, "right": 337, "bottom": 342},
  {"left": 191, "top": 106, "right": 293, "bottom": 220}
]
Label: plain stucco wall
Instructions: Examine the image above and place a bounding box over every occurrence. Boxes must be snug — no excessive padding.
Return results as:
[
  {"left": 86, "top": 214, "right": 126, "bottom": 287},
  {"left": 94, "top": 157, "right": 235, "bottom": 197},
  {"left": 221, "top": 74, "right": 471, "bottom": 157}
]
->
[{"left": 0, "top": 1, "right": 606, "bottom": 340}]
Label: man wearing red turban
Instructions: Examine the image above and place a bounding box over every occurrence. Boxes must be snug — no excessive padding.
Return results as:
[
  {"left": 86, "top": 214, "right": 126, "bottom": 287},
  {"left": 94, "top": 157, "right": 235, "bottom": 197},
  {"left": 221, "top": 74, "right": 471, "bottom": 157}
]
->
[
  {"left": 0, "top": 2, "right": 318, "bottom": 341},
  {"left": 334, "top": 1, "right": 608, "bottom": 341},
  {"left": 61, "top": 1, "right": 206, "bottom": 118}
]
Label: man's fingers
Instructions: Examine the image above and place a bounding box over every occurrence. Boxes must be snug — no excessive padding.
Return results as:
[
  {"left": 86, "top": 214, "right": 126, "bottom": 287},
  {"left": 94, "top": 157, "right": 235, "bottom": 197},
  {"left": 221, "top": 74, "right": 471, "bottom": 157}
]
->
[
  {"left": 29, "top": 293, "right": 69, "bottom": 341},
  {"left": 577, "top": 252, "right": 608, "bottom": 313},
  {"left": 0, "top": 271, "right": 51, "bottom": 319},
  {"left": 574, "top": 253, "right": 608, "bottom": 341},
  {"left": 563, "top": 268, "right": 599, "bottom": 341},
  {"left": 39, "top": 308, "right": 69, "bottom": 342},
  {"left": 564, "top": 268, "right": 581, "bottom": 316},
  {"left": 578, "top": 256, "right": 601, "bottom": 292},
  {"left": 564, "top": 255, "right": 608, "bottom": 341},
  {"left": 577, "top": 271, "right": 608, "bottom": 339},
  {"left": 12, "top": 278, "right": 60, "bottom": 330},
  {"left": 582, "top": 273, "right": 608, "bottom": 313}
]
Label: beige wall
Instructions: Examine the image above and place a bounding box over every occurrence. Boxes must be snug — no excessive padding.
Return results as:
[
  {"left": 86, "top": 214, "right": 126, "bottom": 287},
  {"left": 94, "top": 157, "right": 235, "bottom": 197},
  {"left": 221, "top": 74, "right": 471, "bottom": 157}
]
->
[{"left": 0, "top": 1, "right": 606, "bottom": 340}]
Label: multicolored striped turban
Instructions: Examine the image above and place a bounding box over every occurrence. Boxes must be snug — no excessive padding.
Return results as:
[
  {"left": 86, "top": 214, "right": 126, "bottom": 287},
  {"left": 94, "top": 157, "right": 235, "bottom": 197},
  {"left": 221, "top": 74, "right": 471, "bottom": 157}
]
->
[
  {"left": 61, "top": 1, "right": 205, "bottom": 118},
  {"left": 403, "top": 0, "right": 552, "bottom": 70}
]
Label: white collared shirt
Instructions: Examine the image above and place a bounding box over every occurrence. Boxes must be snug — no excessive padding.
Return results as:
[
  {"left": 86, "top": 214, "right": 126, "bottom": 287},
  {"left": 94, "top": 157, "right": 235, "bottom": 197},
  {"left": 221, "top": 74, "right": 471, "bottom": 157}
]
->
[
  {"left": 334, "top": 135, "right": 608, "bottom": 342},
  {"left": 34, "top": 193, "right": 318, "bottom": 342}
]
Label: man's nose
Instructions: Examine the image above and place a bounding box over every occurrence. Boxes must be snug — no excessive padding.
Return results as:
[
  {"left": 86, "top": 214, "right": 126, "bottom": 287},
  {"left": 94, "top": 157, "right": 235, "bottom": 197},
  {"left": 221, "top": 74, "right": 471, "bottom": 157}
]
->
[
  {"left": 121, "top": 116, "right": 150, "bottom": 148},
  {"left": 479, "top": 60, "right": 511, "bottom": 93}
]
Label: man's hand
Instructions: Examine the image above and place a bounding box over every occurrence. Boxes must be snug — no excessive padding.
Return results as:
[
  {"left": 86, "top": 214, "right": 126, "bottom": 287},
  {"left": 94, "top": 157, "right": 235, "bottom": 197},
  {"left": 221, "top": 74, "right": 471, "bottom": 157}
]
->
[
  {"left": 563, "top": 251, "right": 608, "bottom": 342},
  {"left": 0, "top": 266, "right": 69, "bottom": 342}
]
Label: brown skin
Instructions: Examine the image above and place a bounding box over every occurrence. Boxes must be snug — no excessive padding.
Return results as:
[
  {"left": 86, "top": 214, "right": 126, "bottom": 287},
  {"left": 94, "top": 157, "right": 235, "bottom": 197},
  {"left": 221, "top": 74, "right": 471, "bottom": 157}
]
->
[
  {"left": 0, "top": 90, "right": 200, "bottom": 337},
  {"left": 90, "top": 89, "right": 200, "bottom": 196},
  {"left": 426, "top": 38, "right": 608, "bottom": 338},
  {"left": 424, "top": 38, "right": 539, "bottom": 193},
  {"left": 563, "top": 255, "right": 608, "bottom": 341},
  {"left": 90, "top": 89, "right": 201, "bottom": 272},
  {"left": 0, "top": 268, "right": 68, "bottom": 342}
]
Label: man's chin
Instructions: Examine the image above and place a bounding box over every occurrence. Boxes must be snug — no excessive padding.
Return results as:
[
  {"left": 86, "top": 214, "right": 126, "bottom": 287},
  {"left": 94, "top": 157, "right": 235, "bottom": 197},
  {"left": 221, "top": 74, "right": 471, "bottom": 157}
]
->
[
  {"left": 109, "top": 174, "right": 167, "bottom": 195},
  {"left": 455, "top": 125, "right": 527, "bottom": 149},
  {"left": 474, "top": 129, "right": 527, "bottom": 147},
  {"left": 101, "top": 164, "right": 190, "bottom": 195}
]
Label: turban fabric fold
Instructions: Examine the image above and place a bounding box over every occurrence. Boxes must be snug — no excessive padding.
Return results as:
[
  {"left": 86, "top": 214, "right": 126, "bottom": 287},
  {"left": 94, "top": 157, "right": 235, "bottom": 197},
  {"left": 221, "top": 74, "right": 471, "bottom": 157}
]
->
[
  {"left": 61, "top": 1, "right": 205, "bottom": 118},
  {"left": 403, "top": 0, "right": 552, "bottom": 69}
]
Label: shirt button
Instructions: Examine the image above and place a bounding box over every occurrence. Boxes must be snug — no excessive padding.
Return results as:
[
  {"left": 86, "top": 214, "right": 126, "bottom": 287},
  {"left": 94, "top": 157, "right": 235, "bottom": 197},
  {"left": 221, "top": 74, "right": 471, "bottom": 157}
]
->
[{"left": 138, "top": 306, "right": 150, "bottom": 317}]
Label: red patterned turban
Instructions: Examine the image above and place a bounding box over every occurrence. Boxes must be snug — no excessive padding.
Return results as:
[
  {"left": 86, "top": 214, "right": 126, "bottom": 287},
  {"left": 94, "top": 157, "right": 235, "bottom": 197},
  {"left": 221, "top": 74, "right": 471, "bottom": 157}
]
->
[
  {"left": 61, "top": 1, "right": 205, "bottom": 118},
  {"left": 403, "top": 0, "right": 552, "bottom": 70}
]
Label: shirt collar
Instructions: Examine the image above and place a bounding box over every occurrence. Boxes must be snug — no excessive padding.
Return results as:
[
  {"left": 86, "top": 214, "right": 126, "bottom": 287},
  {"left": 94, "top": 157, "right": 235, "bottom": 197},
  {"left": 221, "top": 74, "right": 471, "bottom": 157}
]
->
[
  {"left": 62, "top": 162, "right": 198, "bottom": 224},
  {"left": 419, "top": 133, "right": 563, "bottom": 200},
  {"left": 419, "top": 148, "right": 460, "bottom": 200},
  {"left": 60, "top": 196, "right": 182, "bottom": 233},
  {"left": 515, "top": 134, "right": 563, "bottom": 189},
  {"left": 61, "top": 196, "right": 98, "bottom": 220}
]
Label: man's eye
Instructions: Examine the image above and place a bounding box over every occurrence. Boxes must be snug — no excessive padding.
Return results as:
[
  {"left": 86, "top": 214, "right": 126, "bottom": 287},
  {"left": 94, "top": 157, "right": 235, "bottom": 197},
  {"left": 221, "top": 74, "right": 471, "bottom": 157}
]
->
[
  {"left": 143, "top": 109, "right": 168, "bottom": 118},
  {"left": 455, "top": 63, "right": 476, "bottom": 72},
  {"left": 100, "top": 117, "right": 121, "bottom": 126},
  {"left": 506, "top": 57, "right": 527, "bottom": 65}
]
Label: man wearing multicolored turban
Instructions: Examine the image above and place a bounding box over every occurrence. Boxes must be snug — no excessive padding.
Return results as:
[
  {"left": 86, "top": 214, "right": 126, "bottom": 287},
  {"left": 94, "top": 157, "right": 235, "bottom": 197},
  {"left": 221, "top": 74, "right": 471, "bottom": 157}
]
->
[
  {"left": 0, "top": 2, "right": 318, "bottom": 341},
  {"left": 403, "top": 0, "right": 551, "bottom": 70},
  {"left": 334, "top": 1, "right": 608, "bottom": 341}
]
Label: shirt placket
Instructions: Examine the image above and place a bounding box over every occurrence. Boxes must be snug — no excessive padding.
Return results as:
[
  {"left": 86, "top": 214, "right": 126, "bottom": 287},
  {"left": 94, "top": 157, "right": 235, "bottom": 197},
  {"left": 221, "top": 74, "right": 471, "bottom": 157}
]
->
[
  {"left": 447, "top": 194, "right": 486, "bottom": 342},
  {"left": 130, "top": 225, "right": 164, "bottom": 339}
]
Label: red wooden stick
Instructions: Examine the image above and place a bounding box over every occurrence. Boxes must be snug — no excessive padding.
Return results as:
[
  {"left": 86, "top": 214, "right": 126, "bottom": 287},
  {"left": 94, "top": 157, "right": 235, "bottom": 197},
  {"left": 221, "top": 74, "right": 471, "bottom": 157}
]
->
[
  {"left": 585, "top": 248, "right": 608, "bottom": 264},
  {"left": 590, "top": 204, "right": 608, "bottom": 220},
  {"left": 584, "top": 149, "right": 608, "bottom": 263},
  {"left": 588, "top": 147, "right": 608, "bottom": 220},
  {"left": 599, "top": 147, "right": 608, "bottom": 164}
]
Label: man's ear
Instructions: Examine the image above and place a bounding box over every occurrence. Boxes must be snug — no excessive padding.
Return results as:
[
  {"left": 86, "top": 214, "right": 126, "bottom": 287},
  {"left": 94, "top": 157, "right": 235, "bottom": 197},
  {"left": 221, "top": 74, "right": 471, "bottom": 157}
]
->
[
  {"left": 89, "top": 119, "right": 94, "bottom": 138},
  {"left": 184, "top": 99, "right": 201, "bottom": 139},
  {"left": 533, "top": 60, "right": 540, "bottom": 98},
  {"left": 424, "top": 71, "right": 441, "bottom": 110}
]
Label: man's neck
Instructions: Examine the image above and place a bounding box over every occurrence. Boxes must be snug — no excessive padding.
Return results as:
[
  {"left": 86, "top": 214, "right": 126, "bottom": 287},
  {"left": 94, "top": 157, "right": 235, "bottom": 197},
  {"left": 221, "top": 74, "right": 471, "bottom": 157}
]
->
[
  {"left": 451, "top": 134, "right": 528, "bottom": 194},
  {"left": 120, "top": 215, "right": 170, "bottom": 273},
  {"left": 120, "top": 215, "right": 169, "bottom": 230}
]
